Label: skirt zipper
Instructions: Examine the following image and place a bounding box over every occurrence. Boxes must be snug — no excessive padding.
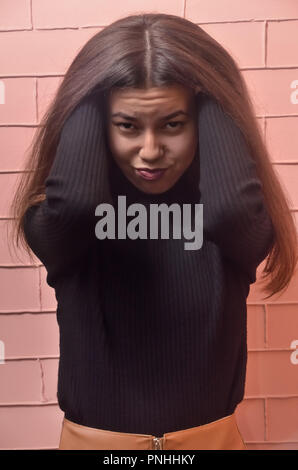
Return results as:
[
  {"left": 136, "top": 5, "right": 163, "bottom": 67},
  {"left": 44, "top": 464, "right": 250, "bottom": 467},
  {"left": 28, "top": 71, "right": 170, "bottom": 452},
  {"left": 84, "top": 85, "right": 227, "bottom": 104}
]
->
[{"left": 152, "top": 436, "right": 163, "bottom": 450}]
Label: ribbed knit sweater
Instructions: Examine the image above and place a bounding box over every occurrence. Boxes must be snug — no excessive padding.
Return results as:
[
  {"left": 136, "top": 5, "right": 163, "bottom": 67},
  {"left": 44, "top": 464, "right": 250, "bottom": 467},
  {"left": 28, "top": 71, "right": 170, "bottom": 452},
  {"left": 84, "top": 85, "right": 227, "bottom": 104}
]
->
[{"left": 23, "top": 93, "right": 275, "bottom": 436}]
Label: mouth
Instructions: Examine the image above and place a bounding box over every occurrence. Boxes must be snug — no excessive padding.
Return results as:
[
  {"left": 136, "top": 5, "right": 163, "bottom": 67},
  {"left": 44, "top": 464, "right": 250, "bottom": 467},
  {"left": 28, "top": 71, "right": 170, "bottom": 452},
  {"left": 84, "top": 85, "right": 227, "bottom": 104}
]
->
[{"left": 134, "top": 167, "right": 168, "bottom": 181}]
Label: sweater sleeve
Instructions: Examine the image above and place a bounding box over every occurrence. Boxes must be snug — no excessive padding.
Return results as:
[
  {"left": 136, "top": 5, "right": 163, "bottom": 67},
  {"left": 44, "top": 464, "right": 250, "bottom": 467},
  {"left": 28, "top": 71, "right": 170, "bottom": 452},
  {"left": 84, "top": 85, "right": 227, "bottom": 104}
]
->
[
  {"left": 198, "top": 95, "right": 275, "bottom": 284},
  {"left": 23, "top": 94, "right": 108, "bottom": 286}
]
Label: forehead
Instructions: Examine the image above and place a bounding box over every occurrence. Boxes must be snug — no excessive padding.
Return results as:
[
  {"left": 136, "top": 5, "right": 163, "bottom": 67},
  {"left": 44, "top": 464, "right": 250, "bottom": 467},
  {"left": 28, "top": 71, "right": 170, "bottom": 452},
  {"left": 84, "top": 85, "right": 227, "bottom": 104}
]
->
[{"left": 108, "top": 85, "right": 194, "bottom": 116}]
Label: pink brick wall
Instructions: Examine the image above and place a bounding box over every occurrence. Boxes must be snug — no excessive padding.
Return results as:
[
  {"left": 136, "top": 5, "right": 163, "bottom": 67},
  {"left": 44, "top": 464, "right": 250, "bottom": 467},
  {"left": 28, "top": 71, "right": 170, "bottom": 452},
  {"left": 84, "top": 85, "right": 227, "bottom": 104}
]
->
[{"left": 0, "top": 0, "right": 297, "bottom": 450}]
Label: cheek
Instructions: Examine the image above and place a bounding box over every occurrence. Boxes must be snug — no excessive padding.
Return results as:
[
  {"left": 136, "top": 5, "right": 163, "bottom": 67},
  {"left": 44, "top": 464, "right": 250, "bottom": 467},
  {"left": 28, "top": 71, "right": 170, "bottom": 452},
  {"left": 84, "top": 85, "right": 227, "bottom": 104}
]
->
[
  {"left": 172, "top": 129, "right": 197, "bottom": 159},
  {"left": 107, "top": 127, "right": 127, "bottom": 158},
  {"left": 107, "top": 132, "right": 132, "bottom": 170}
]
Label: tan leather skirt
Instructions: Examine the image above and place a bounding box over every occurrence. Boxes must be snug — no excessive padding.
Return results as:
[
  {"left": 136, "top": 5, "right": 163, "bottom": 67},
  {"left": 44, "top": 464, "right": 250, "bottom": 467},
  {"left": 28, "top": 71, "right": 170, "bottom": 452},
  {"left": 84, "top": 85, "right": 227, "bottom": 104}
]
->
[{"left": 58, "top": 412, "right": 247, "bottom": 450}]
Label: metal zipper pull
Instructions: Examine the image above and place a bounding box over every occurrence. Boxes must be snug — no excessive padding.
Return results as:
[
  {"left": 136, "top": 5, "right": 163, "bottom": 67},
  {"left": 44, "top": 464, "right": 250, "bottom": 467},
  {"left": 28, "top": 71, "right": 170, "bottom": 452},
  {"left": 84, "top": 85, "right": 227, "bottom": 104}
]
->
[{"left": 153, "top": 436, "right": 163, "bottom": 450}]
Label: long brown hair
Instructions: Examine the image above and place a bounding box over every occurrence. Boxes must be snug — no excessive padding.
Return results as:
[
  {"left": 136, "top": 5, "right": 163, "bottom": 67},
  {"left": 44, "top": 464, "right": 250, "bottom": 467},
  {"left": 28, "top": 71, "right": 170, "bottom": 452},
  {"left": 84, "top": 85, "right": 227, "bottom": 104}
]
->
[{"left": 8, "top": 13, "right": 298, "bottom": 300}]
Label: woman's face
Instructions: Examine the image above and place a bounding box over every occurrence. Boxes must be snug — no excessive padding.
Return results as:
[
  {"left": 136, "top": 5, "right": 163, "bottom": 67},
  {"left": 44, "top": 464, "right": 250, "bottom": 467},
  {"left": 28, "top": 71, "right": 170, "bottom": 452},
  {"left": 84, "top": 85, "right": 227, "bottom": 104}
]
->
[{"left": 106, "top": 85, "right": 198, "bottom": 194}]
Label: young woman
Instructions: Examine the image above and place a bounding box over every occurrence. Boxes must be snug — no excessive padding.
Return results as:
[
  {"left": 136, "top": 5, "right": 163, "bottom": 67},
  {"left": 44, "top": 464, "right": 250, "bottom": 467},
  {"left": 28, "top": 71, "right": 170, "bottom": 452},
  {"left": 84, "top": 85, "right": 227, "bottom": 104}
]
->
[{"left": 9, "top": 13, "right": 297, "bottom": 450}]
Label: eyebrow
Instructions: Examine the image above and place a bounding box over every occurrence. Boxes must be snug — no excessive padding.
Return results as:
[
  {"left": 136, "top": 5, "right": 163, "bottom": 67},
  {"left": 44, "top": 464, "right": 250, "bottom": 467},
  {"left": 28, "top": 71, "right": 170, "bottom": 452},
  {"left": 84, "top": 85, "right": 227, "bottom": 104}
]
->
[{"left": 111, "top": 110, "right": 190, "bottom": 121}]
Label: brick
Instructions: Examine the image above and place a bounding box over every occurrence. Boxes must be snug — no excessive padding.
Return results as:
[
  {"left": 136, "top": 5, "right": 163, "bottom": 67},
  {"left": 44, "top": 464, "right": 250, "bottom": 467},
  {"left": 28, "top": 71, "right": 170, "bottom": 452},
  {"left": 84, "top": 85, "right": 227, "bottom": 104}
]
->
[
  {"left": 32, "top": 0, "right": 183, "bottom": 29},
  {"left": 186, "top": 0, "right": 298, "bottom": 22},
  {"left": 0, "top": 313, "right": 59, "bottom": 358},
  {"left": 0, "top": 173, "right": 31, "bottom": 217},
  {"left": 37, "top": 76, "right": 63, "bottom": 123},
  {"left": 266, "top": 117, "right": 298, "bottom": 163},
  {"left": 267, "top": 397, "right": 298, "bottom": 441},
  {"left": 42, "top": 358, "right": 59, "bottom": 402},
  {"left": 272, "top": 165, "right": 298, "bottom": 208},
  {"left": 0, "top": 0, "right": 31, "bottom": 30},
  {"left": 0, "top": 126, "right": 36, "bottom": 170},
  {"left": 267, "top": 304, "right": 298, "bottom": 349},
  {"left": 0, "top": 267, "right": 40, "bottom": 312},
  {"left": 0, "top": 359, "right": 41, "bottom": 402},
  {"left": 247, "top": 442, "right": 298, "bottom": 450},
  {"left": 247, "top": 304, "right": 266, "bottom": 350},
  {"left": 245, "top": 350, "right": 298, "bottom": 396},
  {"left": 0, "top": 78, "right": 36, "bottom": 124},
  {"left": 0, "top": 219, "right": 35, "bottom": 266},
  {"left": 201, "top": 22, "right": 264, "bottom": 68},
  {"left": 267, "top": 21, "right": 298, "bottom": 67},
  {"left": 0, "top": 404, "right": 64, "bottom": 449},
  {"left": 0, "top": 29, "right": 100, "bottom": 75},
  {"left": 243, "top": 69, "right": 298, "bottom": 116}
]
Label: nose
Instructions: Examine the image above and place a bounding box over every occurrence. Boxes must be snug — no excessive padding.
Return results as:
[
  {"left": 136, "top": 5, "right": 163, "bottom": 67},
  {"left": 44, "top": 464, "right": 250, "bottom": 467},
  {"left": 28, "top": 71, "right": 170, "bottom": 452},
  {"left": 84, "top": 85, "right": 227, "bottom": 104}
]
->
[{"left": 139, "top": 131, "right": 164, "bottom": 162}]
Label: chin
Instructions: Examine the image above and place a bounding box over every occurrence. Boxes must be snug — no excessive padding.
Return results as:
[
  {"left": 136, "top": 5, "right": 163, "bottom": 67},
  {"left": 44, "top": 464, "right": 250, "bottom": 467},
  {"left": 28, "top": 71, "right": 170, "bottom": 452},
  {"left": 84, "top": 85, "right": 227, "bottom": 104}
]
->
[{"left": 138, "top": 181, "right": 174, "bottom": 195}]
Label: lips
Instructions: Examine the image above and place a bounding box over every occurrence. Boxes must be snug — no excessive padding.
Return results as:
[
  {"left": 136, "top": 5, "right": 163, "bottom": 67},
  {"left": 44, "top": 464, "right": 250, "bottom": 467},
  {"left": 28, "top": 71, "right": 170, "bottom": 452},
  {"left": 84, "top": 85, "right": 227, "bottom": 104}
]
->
[
  {"left": 137, "top": 168, "right": 166, "bottom": 172},
  {"left": 135, "top": 168, "right": 167, "bottom": 181}
]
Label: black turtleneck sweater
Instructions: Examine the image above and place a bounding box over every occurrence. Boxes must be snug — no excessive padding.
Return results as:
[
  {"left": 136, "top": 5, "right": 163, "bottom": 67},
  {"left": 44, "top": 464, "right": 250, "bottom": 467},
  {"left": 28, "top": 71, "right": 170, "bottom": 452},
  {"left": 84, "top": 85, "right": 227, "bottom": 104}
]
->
[{"left": 23, "top": 94, "right": 274, "bottom": 436}]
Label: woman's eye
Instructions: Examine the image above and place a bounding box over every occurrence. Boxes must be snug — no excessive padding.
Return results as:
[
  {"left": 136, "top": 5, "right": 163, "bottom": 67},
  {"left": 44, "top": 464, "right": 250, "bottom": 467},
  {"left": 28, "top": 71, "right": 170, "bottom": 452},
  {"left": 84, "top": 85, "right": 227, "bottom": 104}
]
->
[
  {"left": 115, "top": 122, "right": 135, "bottom": 130},
  {"left": 166, "top": 121, "right": 185, "bottom": 129},
  {"left": 113, "top": 121, "right": 186, "bottom": 131}
]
